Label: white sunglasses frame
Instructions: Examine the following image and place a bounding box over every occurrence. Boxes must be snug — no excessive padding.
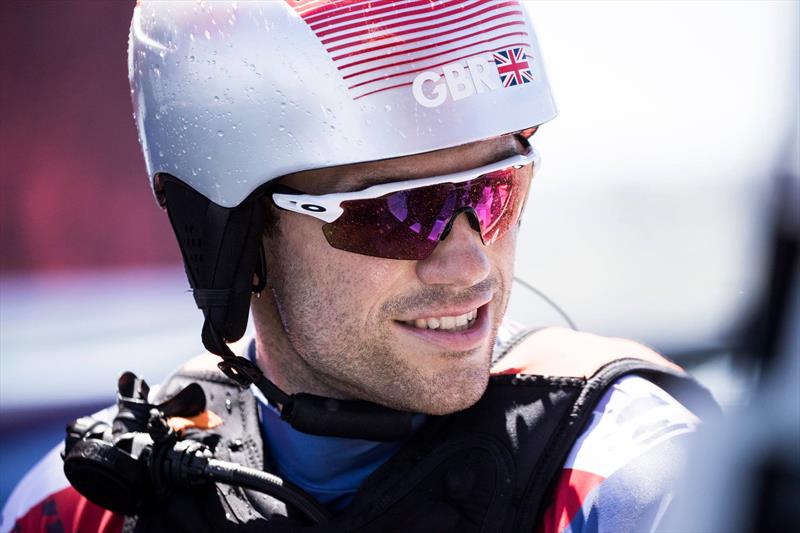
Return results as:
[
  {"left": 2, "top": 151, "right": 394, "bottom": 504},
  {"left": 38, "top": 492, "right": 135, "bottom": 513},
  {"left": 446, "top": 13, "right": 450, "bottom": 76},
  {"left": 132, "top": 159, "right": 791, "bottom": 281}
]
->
[{"left": 271, "top": 147, "right": 540, "bottom": 223}]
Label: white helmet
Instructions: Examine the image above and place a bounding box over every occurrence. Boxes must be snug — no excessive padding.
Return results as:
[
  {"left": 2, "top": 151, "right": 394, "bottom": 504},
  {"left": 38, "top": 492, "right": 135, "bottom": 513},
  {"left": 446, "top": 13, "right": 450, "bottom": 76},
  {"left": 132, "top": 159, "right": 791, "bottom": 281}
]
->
[
  {"left": 129, "top": 0, "right": 557, "bottom": 207},
  {"left": 128, "top": 0, "right": 557, "bottom": 438}
]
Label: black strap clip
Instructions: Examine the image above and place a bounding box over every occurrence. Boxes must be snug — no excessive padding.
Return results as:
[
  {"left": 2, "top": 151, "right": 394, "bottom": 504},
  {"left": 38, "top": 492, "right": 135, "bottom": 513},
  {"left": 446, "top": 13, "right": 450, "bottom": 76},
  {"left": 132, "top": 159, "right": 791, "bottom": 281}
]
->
[{"left": 217, "top": 356, "right": 263, "bottom": 388}]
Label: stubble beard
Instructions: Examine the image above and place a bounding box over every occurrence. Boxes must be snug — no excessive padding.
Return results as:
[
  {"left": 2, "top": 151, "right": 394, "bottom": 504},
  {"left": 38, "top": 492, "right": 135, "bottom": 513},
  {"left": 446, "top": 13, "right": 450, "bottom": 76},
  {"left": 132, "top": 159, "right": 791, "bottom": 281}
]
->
[
  {"left": 287, "top": 313, "right": 499, "bottom": 415},
  {"left": 267, "top": 266, "right": 505, "bottom": 415}
]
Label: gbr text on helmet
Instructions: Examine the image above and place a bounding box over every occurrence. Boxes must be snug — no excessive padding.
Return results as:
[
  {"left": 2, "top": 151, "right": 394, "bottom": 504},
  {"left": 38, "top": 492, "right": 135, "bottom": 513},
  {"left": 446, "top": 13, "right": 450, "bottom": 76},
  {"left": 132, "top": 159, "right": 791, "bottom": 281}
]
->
[{"left": 412, "top": 54, "right": 503, "bottom": 108}]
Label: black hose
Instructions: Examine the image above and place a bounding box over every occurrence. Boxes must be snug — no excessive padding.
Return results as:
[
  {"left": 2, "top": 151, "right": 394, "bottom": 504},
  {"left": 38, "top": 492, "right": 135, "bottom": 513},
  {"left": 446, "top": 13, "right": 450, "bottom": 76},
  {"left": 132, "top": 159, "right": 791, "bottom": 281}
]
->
[{"left": 203, "top": 459, "right": 331, "bottom": 524}]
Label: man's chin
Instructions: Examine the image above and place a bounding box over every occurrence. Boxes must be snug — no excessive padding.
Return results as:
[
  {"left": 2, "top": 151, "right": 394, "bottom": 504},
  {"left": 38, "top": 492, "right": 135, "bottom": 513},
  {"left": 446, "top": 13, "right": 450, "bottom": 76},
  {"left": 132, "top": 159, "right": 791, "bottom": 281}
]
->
[
  {"left": 416, "top": 389, "right": 486, "bottom": 415},
  {"left": 386, "top": 369, "right": 490, "bottom": 416},
  {"left": 389, "top": 343, "right": 494, "bottom": 415}
]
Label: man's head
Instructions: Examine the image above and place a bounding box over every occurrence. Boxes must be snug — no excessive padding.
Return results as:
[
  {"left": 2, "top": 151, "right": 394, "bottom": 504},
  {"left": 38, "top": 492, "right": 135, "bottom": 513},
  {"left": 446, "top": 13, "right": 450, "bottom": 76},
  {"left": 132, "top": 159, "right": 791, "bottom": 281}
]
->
[
  {"left": 252, "top": 134, "right": 531, "bottom": 414},
  {"left": 129, "top": 1, "right": 556, "bottom": 426}
]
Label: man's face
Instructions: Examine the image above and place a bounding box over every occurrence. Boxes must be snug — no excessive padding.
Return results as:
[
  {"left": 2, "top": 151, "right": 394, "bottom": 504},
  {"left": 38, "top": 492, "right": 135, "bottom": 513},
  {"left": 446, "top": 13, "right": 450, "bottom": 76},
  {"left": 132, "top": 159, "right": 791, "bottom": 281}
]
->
[{"left": 252, "top": 135, "right": 529, "bottom": 415}]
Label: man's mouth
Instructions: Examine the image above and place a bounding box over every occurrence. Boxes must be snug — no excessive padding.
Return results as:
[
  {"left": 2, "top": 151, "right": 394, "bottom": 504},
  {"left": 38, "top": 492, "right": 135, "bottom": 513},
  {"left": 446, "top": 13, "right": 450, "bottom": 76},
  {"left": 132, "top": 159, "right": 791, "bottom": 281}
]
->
[
  {"left": 401, "top": 309, "right": 478, "bottom": 332},
  {"left": 394, "top": 303, "right": 491, "bottom": 352}
]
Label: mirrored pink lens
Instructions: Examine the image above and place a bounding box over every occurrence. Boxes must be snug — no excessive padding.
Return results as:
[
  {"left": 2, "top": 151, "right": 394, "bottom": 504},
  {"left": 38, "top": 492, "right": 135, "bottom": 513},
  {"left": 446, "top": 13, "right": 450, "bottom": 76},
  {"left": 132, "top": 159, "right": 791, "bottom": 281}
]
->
[{"left": 322, "top": 166, "right": 530, "bottom": 260}]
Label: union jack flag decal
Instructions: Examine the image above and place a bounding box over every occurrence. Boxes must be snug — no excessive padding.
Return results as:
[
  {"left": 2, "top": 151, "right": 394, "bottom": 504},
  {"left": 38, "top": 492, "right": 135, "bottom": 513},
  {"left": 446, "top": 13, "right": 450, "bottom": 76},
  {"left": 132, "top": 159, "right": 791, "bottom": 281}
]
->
[{"left": 493, "top": 47, "right": 534, "bottom": 88}]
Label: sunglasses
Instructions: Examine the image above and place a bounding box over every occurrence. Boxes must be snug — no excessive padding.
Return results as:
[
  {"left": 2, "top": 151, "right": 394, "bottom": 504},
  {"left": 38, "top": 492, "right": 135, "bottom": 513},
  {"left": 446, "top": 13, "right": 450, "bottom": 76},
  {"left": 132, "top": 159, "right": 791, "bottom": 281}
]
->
[{"left": 271, "top": 148, "right": 538, "bottom": 260}]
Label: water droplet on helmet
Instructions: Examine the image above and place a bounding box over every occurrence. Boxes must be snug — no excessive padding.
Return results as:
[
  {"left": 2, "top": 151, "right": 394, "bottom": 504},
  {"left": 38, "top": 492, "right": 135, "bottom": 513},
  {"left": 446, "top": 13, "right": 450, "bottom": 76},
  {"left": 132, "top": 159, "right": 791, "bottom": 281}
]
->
[
  {"left": 155, "top": 112, "right": 161, "bottom": 120},
  {"left": 384, "top": 104, "right": 392, "bottom": 112},
  {"left": 213, "top": 96, "right": 220, "bottom": 103},
  {"left": 204, "top": 30, "right": 211, "bottom": 40},
  {"left": 217, "top": 130, "right": 224, "bottom": 137},
  {"left": 188, "top": 55, "right": 195, "bottom": 62}
]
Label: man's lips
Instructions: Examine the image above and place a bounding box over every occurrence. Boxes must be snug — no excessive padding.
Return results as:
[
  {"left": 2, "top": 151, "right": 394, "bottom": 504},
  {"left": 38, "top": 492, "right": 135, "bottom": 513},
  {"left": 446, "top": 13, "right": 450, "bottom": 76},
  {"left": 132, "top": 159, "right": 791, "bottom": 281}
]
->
[
  {"left": 393, "top": 295, "right": 493, "bottom": 324},
  {"left": 393, "top": 302, "right": 492, "bottom": 352}
]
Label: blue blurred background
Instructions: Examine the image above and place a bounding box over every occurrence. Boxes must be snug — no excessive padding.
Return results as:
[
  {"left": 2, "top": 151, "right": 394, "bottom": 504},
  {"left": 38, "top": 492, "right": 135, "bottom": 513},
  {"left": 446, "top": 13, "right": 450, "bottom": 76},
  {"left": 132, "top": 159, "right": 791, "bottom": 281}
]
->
[{"left": 1, "top": 0, "right": 798, "bottom": 512}]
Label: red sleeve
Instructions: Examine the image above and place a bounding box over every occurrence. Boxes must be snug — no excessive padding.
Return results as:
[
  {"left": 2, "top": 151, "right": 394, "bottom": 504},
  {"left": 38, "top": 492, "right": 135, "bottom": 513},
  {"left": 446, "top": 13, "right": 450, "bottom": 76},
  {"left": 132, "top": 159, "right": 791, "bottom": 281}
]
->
[
  {"left": 3, "top": 432, "right": 124, "bottom": 533},
  {"left": 10, "top": 486, "right": 123, "bottom": 533}
]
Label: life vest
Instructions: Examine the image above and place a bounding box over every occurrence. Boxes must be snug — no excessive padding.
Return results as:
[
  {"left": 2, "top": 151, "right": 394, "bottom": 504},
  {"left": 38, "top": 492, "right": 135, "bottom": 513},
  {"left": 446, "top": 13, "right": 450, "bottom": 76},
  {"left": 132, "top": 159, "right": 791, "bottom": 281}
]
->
[{"left": 126, "top": 328, "right": 718, "bottom": 532}]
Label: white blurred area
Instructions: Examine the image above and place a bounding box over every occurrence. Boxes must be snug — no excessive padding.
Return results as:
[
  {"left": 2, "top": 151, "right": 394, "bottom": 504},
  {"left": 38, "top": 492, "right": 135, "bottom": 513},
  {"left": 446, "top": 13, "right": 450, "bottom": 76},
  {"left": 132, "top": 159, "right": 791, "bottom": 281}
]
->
[
  {"left": 0, "top": 268, "right": 204, "bottom": 410},
  {"left": 2, "top": 1, "right": 798, "bottom": 410},
  {"left": 508, "top": 1, "right": 799, "bottom": 354}
]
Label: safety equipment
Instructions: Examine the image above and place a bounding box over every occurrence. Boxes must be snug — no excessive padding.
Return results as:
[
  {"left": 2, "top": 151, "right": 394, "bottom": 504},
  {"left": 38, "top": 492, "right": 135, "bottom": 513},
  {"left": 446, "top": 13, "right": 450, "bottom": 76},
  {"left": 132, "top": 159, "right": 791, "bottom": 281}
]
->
[
  {"left": 272, "top": 148, "right": 538, "bottom": 259},
  {"left": 128, "top": 0, "right": 558, "bottom": 439},
  {"left": 63, "top": 341, "right": 718, "bottom": 531},
  {"left": 63, "top": 371, "right": 330, "bottom": 524},
  {"left": 130, "top": 0, "right": 557, "bottom": 208}
]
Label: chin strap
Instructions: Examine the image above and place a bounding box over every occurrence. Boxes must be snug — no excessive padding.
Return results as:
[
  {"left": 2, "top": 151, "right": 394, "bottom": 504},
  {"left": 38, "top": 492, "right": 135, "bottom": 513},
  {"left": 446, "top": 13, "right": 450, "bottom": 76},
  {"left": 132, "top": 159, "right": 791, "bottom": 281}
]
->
[
  {"left": 207, "top": 322, "right": 414, "bottom": 442},
  {"left": 162, "top": 176, "right": 413, "bottom": 442}
]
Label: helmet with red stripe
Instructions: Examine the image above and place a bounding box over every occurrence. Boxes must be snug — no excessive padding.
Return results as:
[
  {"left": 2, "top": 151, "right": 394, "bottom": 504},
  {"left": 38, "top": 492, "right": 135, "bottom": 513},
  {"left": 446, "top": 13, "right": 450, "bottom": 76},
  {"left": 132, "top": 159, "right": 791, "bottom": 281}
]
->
[
  {"left": 130, "top": 0, "right": 556, "bottom": 207},
  {"left": 127, "top": 0, "right": 556, "bottom": 383}
]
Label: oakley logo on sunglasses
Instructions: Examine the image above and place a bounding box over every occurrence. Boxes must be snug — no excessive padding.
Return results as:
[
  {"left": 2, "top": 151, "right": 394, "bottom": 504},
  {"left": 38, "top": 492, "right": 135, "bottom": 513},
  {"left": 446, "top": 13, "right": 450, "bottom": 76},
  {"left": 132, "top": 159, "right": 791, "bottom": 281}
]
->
[{"left": 302, "top": 204, "right": 326, "bottom": 212}]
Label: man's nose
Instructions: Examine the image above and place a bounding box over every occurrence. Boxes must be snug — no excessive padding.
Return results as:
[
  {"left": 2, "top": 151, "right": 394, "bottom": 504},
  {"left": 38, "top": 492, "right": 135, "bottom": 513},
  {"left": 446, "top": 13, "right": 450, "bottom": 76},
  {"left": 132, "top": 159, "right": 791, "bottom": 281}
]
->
[{"left": 415, "top": 213, "right": 490, "bottom": 287}]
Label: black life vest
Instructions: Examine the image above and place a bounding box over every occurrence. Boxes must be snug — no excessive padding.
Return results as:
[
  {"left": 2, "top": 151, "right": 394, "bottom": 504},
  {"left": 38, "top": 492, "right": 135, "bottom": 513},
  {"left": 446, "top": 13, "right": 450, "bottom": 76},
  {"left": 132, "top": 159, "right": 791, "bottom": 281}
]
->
[{"left": 129, "top": 339, "right": 717, "bottom": 533}]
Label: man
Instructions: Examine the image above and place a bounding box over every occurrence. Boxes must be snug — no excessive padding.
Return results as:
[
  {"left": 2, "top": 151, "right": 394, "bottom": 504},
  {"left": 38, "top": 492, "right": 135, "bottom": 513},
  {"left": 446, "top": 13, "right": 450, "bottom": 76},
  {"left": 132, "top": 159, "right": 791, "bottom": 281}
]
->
[{"left": 2, "top": 1, "right": 715, "bottom": 532}]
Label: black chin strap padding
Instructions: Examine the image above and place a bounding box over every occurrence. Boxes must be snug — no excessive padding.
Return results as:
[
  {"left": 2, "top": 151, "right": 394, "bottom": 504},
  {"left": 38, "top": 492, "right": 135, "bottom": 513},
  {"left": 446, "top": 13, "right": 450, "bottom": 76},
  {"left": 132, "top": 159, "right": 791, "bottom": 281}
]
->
[
  {"left": 192, "top": 288, "right": 233, "bottom": 309},
  {"left": 161, "top": 178, "right": 266, "bottom": 349},
  {"left": 282, "top": 394, "right": 414, "bottom": 441}
]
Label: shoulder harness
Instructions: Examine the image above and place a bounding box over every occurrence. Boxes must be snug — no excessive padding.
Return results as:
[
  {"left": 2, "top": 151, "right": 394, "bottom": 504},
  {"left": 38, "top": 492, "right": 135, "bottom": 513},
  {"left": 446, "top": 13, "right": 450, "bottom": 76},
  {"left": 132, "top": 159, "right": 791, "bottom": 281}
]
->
[{"left": 131, "top": 329, "right": 718, "bottom": 532}]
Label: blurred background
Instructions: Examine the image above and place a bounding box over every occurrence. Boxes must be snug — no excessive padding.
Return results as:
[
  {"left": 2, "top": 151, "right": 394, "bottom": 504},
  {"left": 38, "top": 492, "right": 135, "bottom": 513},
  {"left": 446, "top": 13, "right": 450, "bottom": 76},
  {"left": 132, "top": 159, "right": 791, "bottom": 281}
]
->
[{"left": 1, "top": 0, "right": 798, "bottom": 518}]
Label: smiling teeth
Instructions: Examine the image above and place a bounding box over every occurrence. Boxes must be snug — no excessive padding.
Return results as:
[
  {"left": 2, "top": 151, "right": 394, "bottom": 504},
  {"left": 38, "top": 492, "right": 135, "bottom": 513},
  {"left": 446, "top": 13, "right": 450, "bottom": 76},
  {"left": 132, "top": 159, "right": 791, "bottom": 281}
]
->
[{"left": 406, "top": 309, "right": 478, "bottom": 331}]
